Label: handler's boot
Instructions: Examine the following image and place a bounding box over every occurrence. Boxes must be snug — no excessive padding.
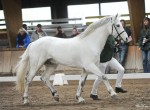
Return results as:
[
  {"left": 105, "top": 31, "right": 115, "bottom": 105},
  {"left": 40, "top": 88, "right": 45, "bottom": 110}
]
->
[
  {"left": 90, "top": 94, "right": 101, "bottom": 100},
  {"left": 115, "top": 87, "right": 127, "bottom": 93}
]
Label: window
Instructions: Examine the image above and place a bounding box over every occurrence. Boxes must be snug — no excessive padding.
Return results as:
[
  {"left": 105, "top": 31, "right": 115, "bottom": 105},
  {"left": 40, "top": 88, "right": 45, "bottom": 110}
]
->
[
  {"left": 100, "top": 2, "right": 129, "bottom": 20},
  {"left": 22, "top": 7, "right": 51, "bottom": 26},
  {"left": 68, "top": 4, "right": 99, "bottom": 24},
  {"left": 0, "top": 10, "right": 5, "bottom": 29},
  {"left": 145, "top": 0, "right": 150, "bottom": 17}
]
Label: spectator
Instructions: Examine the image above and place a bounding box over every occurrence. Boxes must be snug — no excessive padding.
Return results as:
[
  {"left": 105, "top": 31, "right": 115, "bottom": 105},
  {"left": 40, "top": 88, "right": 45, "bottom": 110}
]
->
[
  {"left": 70, "top": 27, "right": 80, "bottom": 38},
  {"left": 81, "top": 25, "right": 87, "bottom": 32},
  {"left": 16, "top": 28, "right": 30, "bottom": 48},
  {"left": 31, "top": 24, "right": 47, "bottom": 42},
  {"left": 55, "top": 26, "right": 67, "bottom": 38},
  {"left": 22, "top": 24, "right": 28, "bottom": 31},
  {"left": 117, "top": 19, "right": 132, "bottom": 66},
  {"left": 138, "top": 17, "right": 150, "bottom": 73}
]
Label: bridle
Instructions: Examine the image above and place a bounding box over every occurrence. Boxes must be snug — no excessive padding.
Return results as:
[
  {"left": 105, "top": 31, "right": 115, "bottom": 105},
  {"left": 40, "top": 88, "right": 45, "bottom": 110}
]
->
[{"left": 111, "top": 24, "right": 126, "bottom": 41}]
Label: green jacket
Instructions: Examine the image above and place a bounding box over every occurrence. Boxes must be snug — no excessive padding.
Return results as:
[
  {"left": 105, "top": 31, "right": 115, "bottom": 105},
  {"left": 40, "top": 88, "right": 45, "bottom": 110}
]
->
[
  {"left": 138, "top": 27, "right": 150, "bottom": 51},
  {"left": 100, "top": 35, "right": 115, "bottom": 63}
]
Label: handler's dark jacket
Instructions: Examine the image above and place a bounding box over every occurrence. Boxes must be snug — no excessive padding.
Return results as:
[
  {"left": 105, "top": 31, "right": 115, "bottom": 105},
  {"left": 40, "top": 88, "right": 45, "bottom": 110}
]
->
[
  {"left": 138, "top": 27, "right": 150, "bottom": 51},
  {"left": 100, "top": 35, "right": 115, "bottom": 63}
]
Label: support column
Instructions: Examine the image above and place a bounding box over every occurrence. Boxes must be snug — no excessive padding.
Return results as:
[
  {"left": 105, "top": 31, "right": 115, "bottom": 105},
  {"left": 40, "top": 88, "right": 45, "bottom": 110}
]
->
[
  {"left": 99, "top": 3, "right": 101, "bottom": 15},
  {"left": 127, "top": 0, "right": 145, "bottom": 45},
  {"left": 1, "top": 0, "right": 22, "bottom": 48},
  {"left": 51, "top": 1, "right": 68, "bottom": 21}
]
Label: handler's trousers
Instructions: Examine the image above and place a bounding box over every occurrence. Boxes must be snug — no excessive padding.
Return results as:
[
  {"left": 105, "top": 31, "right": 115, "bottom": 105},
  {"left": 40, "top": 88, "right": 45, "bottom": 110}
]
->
[{"left": 91, "top": 57, "right": 125, "bottom": 95}]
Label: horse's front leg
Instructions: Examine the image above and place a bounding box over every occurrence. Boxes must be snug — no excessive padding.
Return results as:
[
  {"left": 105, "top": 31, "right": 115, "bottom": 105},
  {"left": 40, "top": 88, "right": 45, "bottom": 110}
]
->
[
  {"left": 76, "top": 69, "right": 88, "bottom": 103},
  {"left": 85, "top": 63, "right": 117, "bottom": 99},
  {"left": 102, "top": 76, "right": 117, "bottom": 98}
]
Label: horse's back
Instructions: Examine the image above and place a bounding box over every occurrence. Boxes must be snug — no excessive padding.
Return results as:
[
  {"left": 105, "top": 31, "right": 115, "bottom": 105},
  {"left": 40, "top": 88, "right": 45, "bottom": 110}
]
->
[{"left": 28, "top": 36, "right": 83, "bottom": 66}]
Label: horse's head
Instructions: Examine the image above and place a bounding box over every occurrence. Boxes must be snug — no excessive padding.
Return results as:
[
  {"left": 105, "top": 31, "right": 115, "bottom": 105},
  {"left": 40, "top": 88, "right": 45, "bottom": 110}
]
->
[{"left": 108, "top": 14, "right": 128, "bottom": 43}]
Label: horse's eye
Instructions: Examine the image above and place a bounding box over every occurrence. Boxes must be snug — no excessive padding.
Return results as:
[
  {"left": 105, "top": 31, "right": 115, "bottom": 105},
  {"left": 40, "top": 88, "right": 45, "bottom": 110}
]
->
[{"left": 116, "top": 24, "right": 120, "bottom": 27}]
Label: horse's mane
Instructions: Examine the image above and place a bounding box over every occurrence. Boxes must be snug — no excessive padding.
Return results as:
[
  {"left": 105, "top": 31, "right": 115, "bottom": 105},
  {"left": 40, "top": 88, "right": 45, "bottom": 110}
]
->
[{"left": 79, "top": 16, "right": 112, "bottom": 38}]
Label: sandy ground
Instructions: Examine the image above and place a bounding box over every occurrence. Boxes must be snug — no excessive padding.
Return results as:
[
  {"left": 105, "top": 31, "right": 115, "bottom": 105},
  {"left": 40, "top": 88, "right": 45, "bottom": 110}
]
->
[{"left": 0, "top": 79, "right": 150, "bottom": 110}]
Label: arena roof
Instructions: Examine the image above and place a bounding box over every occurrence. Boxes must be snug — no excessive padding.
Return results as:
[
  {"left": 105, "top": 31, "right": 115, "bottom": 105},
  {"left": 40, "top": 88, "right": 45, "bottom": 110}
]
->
[{"left": 0, "top": 0, "right": 127, "bottom": 10}]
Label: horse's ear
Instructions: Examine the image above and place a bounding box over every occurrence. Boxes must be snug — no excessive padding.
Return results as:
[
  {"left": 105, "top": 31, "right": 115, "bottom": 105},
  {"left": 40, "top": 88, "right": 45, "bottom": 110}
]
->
[
  {"left": 115, "top": 13, "right": 118, "bottom": 20},
  {"left": 115, "top": 13, "right": 120, "bottom": 20}
]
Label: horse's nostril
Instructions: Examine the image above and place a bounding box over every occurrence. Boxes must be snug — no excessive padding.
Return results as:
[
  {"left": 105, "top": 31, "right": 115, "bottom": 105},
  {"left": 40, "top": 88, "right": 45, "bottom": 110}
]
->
[{"left": 126, "top": 38, "right": 128, "bottom": 42}]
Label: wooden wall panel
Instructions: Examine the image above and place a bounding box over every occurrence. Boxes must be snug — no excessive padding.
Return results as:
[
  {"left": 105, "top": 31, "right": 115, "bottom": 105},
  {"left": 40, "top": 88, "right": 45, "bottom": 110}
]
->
[
  {"left": 0, "top": 48, "right": 144, "bottom": 74},
  {"left": 3, "top": 51, "right": 11, "bottom": 73},
  {"left": 125, "top": 46, "right": 135, "bottom": 69},
  {"left": 135, "top": 46, "right": 143, "bottom": 70},
  {"left": 0, "top": 51, "right": 4, "bottom": 72},
  {"left": 10, "top": 51, "right": 24, "bottom": 73},
  {"left": 125, "top": 46, "right": 143, "bottom": 72}
]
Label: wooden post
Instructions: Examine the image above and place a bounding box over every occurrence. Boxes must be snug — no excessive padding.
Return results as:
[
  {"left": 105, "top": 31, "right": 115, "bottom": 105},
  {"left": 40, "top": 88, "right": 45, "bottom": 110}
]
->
[
  {"left": 127, "top": 0, "right": 145, "bottom": 45},
  {"left": 1, "top": 0, "right": 22, "bottom": 48}
]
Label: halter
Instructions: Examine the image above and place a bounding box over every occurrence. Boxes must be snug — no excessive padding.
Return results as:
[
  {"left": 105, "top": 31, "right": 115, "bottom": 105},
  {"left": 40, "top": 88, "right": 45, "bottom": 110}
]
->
[{"left": 111, "top": 24, "right": 126, "bottom": 41}]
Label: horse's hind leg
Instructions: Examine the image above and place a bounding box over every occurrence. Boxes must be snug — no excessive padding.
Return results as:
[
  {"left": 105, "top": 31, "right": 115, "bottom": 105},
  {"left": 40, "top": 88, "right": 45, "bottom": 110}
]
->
[
  {"left": 76, "top": 69, "right": 88, "bottom": 103},
  {"left": 40, "top": 63, "right": 59, "bottom": 101},
  {"left": 23, "top": 68, "right": 38, "bottom": 105},
  {"left": 23, "top": 59, "right": 45, "bottom": 105}
]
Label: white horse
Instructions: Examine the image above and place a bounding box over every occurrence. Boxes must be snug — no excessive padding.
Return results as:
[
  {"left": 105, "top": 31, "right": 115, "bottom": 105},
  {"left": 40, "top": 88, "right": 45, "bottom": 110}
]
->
[{"left": 15, "top": 14, "right": 128, "bottom": 105}]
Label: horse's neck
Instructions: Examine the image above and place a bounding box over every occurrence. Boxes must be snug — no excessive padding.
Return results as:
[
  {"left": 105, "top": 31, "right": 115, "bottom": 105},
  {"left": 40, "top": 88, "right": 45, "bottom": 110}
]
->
[{"left": 83, "top": 26, "right": 109, "bottom": 53}]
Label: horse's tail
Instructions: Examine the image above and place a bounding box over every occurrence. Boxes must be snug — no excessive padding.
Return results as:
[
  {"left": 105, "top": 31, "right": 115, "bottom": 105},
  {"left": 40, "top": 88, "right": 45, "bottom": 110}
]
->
[{"left": 15, "top": 44, "right": 31, "bottom": 93}]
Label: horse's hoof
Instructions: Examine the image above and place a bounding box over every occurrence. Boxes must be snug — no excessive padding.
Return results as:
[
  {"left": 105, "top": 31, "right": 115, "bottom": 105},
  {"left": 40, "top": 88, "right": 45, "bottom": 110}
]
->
[
  {"left": 78, "top": 100, "right": 86, "bottom": 104},
  {"left": 54, "top": 95, "right": 59, "bottom": 102},
  {"left": 111, "top": 94, "right": 117, "bottom": 100},
  {"left": 23, "top": 101, "right": 31, "bottom": 106},
  {"left": 78, "top": 97, "right": 85, "bottom": 104},
  {"left": 23, "top": 98, "right": 31, "bottom": 106},
  {"left": 23, "top": 102, "right": 30, "bottom": 106}
]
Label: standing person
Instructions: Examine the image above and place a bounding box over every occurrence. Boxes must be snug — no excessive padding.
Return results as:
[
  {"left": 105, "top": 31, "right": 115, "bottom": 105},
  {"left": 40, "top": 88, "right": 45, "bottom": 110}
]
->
[
  {"left": 90, "top": 35, "right": 127, "bottom": 100},
  {"left": 138, "top": 17, "right": 150, "bottom": 73},
  {"left": 55, "top": 26, "right": 67, "bottom": 38},
  {"left": 70, "top": 27, "right": 80, "bottom": 38},
  {"left": 118, "top": 19, "right": 131, "bottom": 66},
  {"left": 31, "top": 24, "right": 47, "bottom": 42},
  {"left": 16, "top": 28, "right": 31, "bottom": 48}
]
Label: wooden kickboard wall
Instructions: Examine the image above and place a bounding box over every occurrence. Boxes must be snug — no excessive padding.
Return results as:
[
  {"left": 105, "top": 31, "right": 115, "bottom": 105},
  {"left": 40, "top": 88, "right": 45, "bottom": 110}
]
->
[
  {"left": 0, "top": 50, "right": 24, "bottom": 73},
  {"left": 125, "top": 46, "right": 143, "bottom": 72},
  {"left": 0, "top": 46, "right": 143, "bottom": 74}
]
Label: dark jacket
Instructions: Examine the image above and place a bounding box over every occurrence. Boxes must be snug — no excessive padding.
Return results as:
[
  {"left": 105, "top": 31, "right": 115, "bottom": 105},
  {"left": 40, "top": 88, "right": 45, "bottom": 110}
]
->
[
  {"left": 125, "top": 27, "right": 132, "bottom": 37},
  {"left": 55, "top": 31, "right": 67, "bottom": 38},
  {"left": 138, "top": 27, "right": 150, "bottom": 51},
  {"left": 70, "top": 32, "right": 80, "bottom": 38},
  {"left": 100, "top": 35, "right": 115, "bottom": 63}
]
